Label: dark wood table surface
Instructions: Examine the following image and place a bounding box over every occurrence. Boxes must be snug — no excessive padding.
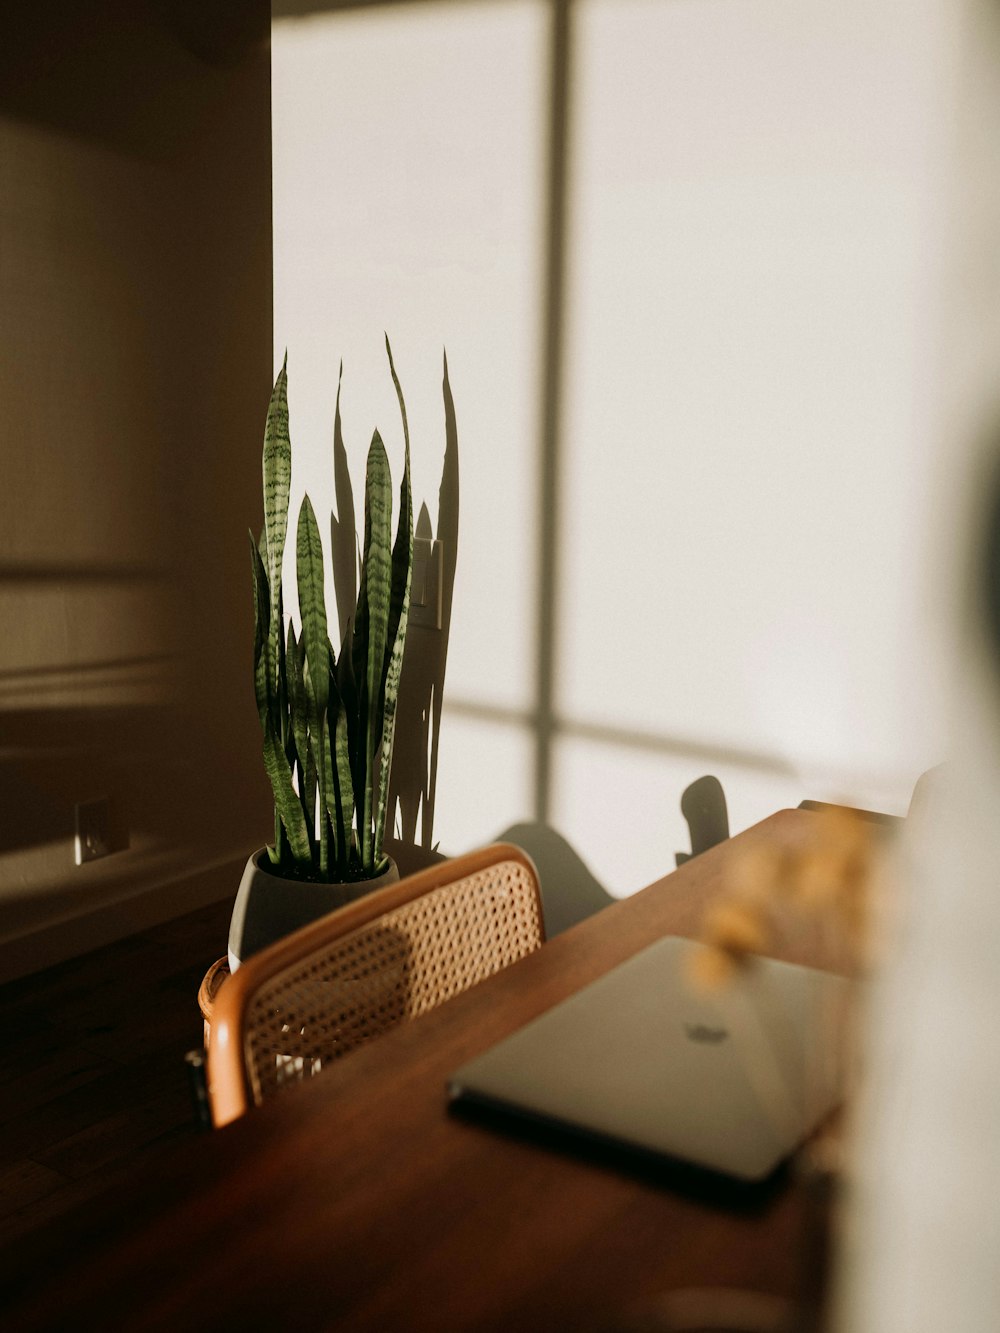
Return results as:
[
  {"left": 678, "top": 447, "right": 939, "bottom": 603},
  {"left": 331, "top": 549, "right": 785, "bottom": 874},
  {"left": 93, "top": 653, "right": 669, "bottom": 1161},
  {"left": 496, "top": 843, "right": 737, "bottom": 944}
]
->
[{"left": 0, "top": 809, "right": 842, "bottom": 1332}]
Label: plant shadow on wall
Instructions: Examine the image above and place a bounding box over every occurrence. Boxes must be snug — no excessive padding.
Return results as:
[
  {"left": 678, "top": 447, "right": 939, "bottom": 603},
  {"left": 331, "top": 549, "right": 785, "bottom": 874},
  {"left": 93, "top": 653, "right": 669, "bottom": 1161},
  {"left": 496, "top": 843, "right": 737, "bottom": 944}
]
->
[
  {"left": 387, "top": 354, "right": 459, "bottom": 854},
  {"left": 229, "top": 340, "right": 459, "bottom": 967},
  {"left": 326, "top": 350, "right": 459, "bottom": 857}
]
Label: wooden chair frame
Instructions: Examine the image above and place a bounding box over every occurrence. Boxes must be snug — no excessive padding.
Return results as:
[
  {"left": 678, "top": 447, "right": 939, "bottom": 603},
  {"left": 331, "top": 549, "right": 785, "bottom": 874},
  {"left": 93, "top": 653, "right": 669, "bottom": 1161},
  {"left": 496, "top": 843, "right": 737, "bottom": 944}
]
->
[{"left": 206, "top": 843, "right": 543, "bottom": 1127}]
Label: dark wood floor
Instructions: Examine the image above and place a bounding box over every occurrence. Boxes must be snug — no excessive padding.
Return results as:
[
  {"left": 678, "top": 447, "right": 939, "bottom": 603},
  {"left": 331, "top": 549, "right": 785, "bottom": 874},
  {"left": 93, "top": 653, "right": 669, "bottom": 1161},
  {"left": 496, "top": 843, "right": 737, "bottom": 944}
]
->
[{"left": 0, "top": 897, "right": 231, "bottom": 1245}]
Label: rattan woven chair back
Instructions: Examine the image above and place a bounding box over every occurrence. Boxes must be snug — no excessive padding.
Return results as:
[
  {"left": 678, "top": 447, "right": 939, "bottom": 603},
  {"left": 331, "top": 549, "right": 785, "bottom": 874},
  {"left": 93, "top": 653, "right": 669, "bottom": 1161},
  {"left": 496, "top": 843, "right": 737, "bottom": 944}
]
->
[{"left": 206, "top": 843, "right": 543, "bottom": 1126}]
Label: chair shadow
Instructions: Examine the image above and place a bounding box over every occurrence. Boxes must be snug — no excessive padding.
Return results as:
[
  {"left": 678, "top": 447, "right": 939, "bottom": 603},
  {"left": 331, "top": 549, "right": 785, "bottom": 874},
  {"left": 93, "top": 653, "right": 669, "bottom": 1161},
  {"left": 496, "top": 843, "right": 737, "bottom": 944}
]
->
[
  {"left": 498, "top": 776, "right": 733, "bottom": 939},
  {"left": 675, "top": 774, "right": 730, "bottom": 868},
  {"left": 495, "top": 822, "right": 615, "bottom": 938}
]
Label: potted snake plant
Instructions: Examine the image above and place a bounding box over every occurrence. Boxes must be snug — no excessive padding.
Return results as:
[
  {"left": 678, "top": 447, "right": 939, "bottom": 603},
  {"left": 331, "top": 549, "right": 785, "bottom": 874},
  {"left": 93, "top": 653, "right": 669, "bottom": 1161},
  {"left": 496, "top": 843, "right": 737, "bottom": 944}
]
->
[{"left": 228, "top": 338, "right": 413, "bottom": 970}]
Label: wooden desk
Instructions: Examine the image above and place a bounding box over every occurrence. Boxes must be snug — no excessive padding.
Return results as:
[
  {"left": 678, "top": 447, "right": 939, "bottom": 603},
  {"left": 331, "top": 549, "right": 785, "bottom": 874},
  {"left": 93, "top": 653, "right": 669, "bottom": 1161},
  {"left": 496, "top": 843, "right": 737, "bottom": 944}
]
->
[{"left": 1, "top": 809, "right": 842, "bottom": 1331}]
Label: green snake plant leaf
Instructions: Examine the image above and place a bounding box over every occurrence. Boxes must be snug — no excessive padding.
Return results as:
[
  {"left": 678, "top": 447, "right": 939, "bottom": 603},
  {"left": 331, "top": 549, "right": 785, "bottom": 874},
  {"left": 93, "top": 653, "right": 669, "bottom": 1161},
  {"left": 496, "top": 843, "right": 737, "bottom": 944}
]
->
[
  {"left": 337, "top": 616, "right": 356, "bottom": 716},
  {"left": 330, "top": 361, "right": 358, "bottom": 648},
  {"left": 350, "top": 564, "right": 369, "bottom": 856},
  {"left": 328, "top": 639, "right": 356, "bottom": 874},
  {"left": 263, "top": 711, "right": 311, "bottom": 867},
  {"left": 337, "top": 616, "right": 364, "bottom": 828},
  {"left": 296, "top": 493, "right": 331, "bottom": 872},
  {"left": 382, "top": 337, "right": 413, "bottom": 694},
  {"left": 276, "top": 580, "right": 297, "bottom": 852},
  {"left": 276, "top": 581, "right": 290, "bottom": 755},
  {"left": 249, "top": 532, "right": 270, "bottom": 726},
  {"left": 262, "top": 357, "right": 291, "bottom": 700},
  {"left": 360, "top": 429, "right": 393, "bottom": 867},
  {"left": 375, "top": 336, "right": 414, "bottom": 859},
  {"left": 284, "top": 621, "right": 302, "bottom": 746},
  {"left": 315, "top": 717, "right": 334, "bottom": 876},
  {"left": 256, "top": 523, "right": 271, "bottom": 725},
  {"left": 297, "top": 631, "right": 318, "bottom": 822},
  {"left": 319, "top": 641, "right": 344, "bottom": 869},
  {"left": 285, "top": 622, "right": 315, "bottom": 829},
  {"left": 334, "top": 717, "right": 355, "bottom": 875},
  {"left": 296, "top": 495, "right": 330, "bottom": 720},
  {"left": 352, "top": 549, "right": 369, "bottom": 733}
]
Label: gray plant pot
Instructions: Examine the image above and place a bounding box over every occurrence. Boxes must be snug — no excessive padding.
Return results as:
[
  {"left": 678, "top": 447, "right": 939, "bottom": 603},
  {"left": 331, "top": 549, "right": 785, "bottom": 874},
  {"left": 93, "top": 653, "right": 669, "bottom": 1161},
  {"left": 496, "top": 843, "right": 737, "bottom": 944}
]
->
[{"left": 228, "top": 849, "right": 400, "bottom": 972}]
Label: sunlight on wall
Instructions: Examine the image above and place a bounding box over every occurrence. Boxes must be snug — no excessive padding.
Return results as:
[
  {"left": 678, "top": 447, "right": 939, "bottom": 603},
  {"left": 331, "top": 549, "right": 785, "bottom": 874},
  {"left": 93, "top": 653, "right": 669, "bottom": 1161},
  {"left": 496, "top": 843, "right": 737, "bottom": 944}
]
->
[
  {"left": 272, "top": 0, "right": 955, "bottom": 890},
  {"left": 552, "top": 735, "right": 803, "bottom": 896},
  {"left": 435, "top": 715, "right": 535, "bottom": 850},
  {"left": 555, "top": 0, "right": 953, "bottom": 882},
  {"left": 271, "top": 1, "right": 545, "bottom": 707}
]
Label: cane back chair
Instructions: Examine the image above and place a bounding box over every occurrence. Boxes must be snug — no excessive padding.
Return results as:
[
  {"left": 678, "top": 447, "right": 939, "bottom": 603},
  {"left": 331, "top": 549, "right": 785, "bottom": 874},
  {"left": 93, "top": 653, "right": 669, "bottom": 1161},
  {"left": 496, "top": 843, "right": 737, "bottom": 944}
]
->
[{"left": 206, "top": 843, "right": 544, "bottom": 1126}]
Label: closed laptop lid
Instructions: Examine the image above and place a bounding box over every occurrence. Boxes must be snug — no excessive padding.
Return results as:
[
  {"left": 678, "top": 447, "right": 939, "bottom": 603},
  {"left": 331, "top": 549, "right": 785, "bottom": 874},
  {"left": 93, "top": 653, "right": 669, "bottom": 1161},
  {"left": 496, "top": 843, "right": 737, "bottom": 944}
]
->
[{"left": 448, "top": 935, "right": 850, "bottom": 1182}]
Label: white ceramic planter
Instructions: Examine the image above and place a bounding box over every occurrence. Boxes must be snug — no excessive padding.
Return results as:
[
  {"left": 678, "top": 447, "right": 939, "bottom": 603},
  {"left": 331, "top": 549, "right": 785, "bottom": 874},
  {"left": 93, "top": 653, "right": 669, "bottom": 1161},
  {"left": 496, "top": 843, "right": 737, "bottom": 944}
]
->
[{"left": 228, "top": 850, "right": 400, "bottom": 972}]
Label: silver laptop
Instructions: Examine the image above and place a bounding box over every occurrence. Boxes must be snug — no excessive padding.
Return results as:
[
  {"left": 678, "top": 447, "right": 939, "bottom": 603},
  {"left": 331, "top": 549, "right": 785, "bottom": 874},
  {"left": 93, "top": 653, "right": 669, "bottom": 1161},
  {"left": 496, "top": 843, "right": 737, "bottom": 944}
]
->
[{"left": 448, "top": 935, "right": 850, "bottom": 1182}]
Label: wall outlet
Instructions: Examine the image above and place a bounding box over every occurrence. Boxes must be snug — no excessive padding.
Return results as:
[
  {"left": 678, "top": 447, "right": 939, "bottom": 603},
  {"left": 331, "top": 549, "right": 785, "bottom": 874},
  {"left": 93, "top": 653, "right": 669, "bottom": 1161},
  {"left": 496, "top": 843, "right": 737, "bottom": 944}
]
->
[{"left": 75, "top": 797, "right": 116, "bottom": 865}]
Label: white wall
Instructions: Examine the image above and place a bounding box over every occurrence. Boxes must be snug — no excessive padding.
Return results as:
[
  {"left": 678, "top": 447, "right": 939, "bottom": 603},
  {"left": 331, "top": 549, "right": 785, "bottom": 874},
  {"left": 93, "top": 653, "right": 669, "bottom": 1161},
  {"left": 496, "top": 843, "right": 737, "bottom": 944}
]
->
[
  {"left": 272, "top": 0, "right": 954, "bottom": 897},
  {"left": 272, "top": 0, "right": 547, "bottom": 852},
  {"left": 555, "top": 0, "right": 954, "bottom": 891}
]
